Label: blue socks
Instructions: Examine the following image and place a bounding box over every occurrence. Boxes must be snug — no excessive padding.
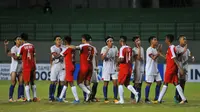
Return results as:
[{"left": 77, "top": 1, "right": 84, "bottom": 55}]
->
[
  {"left": 103, "top": 86, "right": 108, "bottom": 100},
  {"left": 113, "top": 85, "right": 118, "bottom": 99},
  {"left": 18, "top": 85, "right": 24, "bottom": 99},
  {"left": 49, "top": 84, "right": 53, "bottom": 99},
  {"left": 9, "top": 85, "right": 15, "bottom": 99},
  {"left": 145, "top": 85, "right": 150, "bottom": 100},
  {"left": 83, "top": 91, "right": 87, "bottom": 100},
  {"left": 155, "top": 85, "right": 161, "bottom": 100},
  {"left": 131, "top": 86, "right": 135, "bottom": 99},
  {"left": 138, "top": 87, "right": 141, "bottom": 101}
]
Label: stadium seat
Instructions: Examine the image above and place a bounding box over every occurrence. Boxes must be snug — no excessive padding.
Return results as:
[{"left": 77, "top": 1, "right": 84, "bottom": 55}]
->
[
  {"left": 141, "top": 23, "right": 157, "bottom": 40},
  {"left": 53, "top": 24, "right": 70, "bottom": 37},
  {"left": 158, "top": 23, "right": 175, "bottom": 39},
  {"left": 0, "top": 24, "right": 17, "bottom": 40},
  {"left": 36, "top": 24, "right": 52, "bottom": 40},
  {"left": 177, "top": 23, "right": 194, "bottom": 40},
  {"left": 17, "top": 24, "right": 35, "bottom": 40}
]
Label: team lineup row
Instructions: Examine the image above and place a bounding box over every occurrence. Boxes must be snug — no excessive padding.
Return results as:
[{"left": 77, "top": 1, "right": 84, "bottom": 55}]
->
[{"left": 4, "top": 33, "right": 194, "bottom": 104}]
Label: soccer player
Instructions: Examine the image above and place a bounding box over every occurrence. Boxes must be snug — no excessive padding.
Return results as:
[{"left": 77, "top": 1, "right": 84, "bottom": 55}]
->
[
  {"left": 153, "top": 34, "right": 188, "bottom": 104},
  {"left": 4, "top": 37, "right": 25, "bottom": 102},
  {"left": 89, "top": 39, "right": 99, "bottom": 102},
  {"left": 116, "top": 36, "right": 139, "bottom": 104},
  {"left": 174, "top": 35, "right": 195, "bottom": 103},
  {"left": 73, "top": 34, "right": 94, "bottom": 102},
  {"left": 49, "top": 35, "right": 66, "bottom": 102},
  {"left": 58, "top": 36, "right": 80, "bottom": 103},
  {"left": 131, "top": 36, "right": 145, "bottom": 102},
  {"left": 144, "top": 36, "right": 162, "bottom": 103},
  {"left": 17, "top": 33, "right": 39, "bottom": 102},
  {"left": 101, "top": 36, "right": 118, "bottom": 103}
]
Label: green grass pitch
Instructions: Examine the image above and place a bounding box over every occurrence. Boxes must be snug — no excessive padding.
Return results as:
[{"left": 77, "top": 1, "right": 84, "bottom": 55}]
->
[{"left": 0, "top": 81, "right": 200, "bottom": 112}]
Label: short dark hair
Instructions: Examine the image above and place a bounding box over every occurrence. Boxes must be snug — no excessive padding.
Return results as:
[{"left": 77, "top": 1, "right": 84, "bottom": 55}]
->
[
  {"left": 178, "top": 35, "right": 185, "bottom": 40},
  {"left": 54, "top": 35, "right": 61, "bottom": 41},
  {"left": 132, "top": 35, "right": 140, "bottom": 42},
  {"left": 82, "top": 34, "right": 91, "bottom": 41},
  {"left": 105, "top": 35, "right": 114, "bottom": 43},
  {"left": 20, "top": 33, "right": 28, "bottom": 41},
  {"left": 120, "top": 35, "right": 127, "bottom": 42},
  {"left": 64, "top": 35, "right": 72, "bottom": 44},
  {"left": 148, "top": 36, "right": 157, "bottom": 43},
  {"left": 166, "top": 34, "right": 174, "bottom": 43}
]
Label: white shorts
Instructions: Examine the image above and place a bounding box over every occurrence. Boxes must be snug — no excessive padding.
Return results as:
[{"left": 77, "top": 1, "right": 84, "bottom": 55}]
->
[
  {"left": 10, "top": 64, "right": 22, "bottom": 75},
  {"left": 133, "top": 71, "right": 144, "bottom": 83},
  {"left": 91, "top": 70, "right": 99, "bottom": 83},
  {"left": 145, "top": 73, "right": 162, "bottom": 83},
  {"left": 102, "top": 72, "right": 118, "bottom": 81},
  {"left": 50, "top": 63, "right": 65, "bottom": 82}
]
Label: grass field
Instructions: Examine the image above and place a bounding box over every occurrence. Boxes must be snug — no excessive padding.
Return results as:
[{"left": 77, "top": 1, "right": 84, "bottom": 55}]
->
[{"left": 0, "top": 81, "right": 200, "bottom": 112}]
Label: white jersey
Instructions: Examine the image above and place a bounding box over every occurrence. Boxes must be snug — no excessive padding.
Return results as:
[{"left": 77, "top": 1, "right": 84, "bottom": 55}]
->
[
  {"left": 132, "top": 47, "right": 145, "bottom": 73},
  {"left": 145, "top": 47, "right": 159, "bottom": 76},
  {"left": 101, "top": 45, "right": 118, "bottom": 74},
  {"left": 50, "top": 45, "right": 66, "bottom": 65},
  {"left": 92, "top": 46, "right": 98, "bottom": 69},
  {"left": 10, "top": 45, "right": 21, "bottom": 73},
  {"left": 176, "top": 45, "right": 191, "bottom": 69}
]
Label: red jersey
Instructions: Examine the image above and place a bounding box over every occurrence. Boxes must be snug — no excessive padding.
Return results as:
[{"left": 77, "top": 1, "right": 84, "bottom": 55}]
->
[
  {"left": 18, "top": 43, "right": 36, "bottom": 70},
  {"left": 119, "top": 45, "right": 132, "bottom": 66},
  {"left": 166, "top": 45, "right": 178, "bottom": 72},
  {"left": 60, "top": 47, "right": 75, "bottom": 67},
  {"left": 79, "top": 44, "right": 94, "bottom": 67}
]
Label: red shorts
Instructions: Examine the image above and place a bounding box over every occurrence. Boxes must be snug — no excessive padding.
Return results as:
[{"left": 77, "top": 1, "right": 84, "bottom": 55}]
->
[
  {"left": 65, "top": 65, "right": 75, "bottom": 82},
  {"left": 78, "top": 64, "right": 93, "bottom": 82},
  {"left": 164, "top": 69, "right": 178, "bottom": 84},
  {"left": 118, "top": 64, "right": 131, "bottom": 85}
]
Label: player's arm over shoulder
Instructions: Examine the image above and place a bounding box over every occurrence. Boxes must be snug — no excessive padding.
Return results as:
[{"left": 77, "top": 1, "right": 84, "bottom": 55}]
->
[{"left": 147, "top": 48, "right": 159, "bottom": 60}]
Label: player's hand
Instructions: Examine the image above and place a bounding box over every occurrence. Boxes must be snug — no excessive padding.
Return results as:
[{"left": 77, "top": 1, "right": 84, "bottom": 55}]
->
[
  {"left": 192, "top": 56, "right": 195, "bottom": 62},
  {"left": 157, "top": 44, "right": 162, "bottom": 52},
  {"left": 184, "top": 44, "right": 187, "bottom": 52},
  {"left": 179, "top": 68, "right": 185, "bottom": 76},
  {"left": 4, "top": 40, "right": 9, "bottom": 46}
]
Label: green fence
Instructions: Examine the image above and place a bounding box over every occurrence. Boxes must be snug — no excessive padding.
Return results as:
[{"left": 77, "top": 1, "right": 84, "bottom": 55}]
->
[{"left": 0, "top": 23, "right": 200, "bottom": 41}]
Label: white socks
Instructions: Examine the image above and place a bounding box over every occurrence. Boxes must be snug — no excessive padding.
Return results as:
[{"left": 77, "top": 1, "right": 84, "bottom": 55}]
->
[
  {"left": 118, "top": 85, "right": 124, "bottom": 102},
  {"left": 176, "top": 85, "right": 186, "bottom": 101},
  {"left": 71, "top": 86, "right": 79, "bottom": 101},
  {"left": 25, "top": 85, "right": 30, "bottom": 100},
  {"left": 158, "top": 85, "right": 168, "bottom": 102},
  {"left": 32, "top": 85, "right": 37, "bottom": 98},
  {"left": 59, "top": 86, "right": 67, "bottom": 99},
  {"left": 127, "top": 85, "right": 138, "bottom": 95},
  {"left": 79, "top": 84, "right": 90, "bottom": 94}
]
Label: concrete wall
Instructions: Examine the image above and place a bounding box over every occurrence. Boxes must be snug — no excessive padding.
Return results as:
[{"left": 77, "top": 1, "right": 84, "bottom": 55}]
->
[{"left": 0, "top": 40, "right": 198, "bottom": 64}]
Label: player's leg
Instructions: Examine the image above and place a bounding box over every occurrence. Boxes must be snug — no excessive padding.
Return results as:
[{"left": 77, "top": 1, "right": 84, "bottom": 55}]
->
[
  {"left": 90, "top": 71, "right": 99, "bottom": 102},
  {"left": 145, "top": 75, "right": 155, "bottom": 103},
  {"left": 69, "top": 82, "right": 80, "bottom": 103},
  {"left": 84, "top": 68, "right": 93, "bottom": 101},
  {"left": 17, "top": 72, "right": 26, "bottom": 101},
  {"left": 77, "top": 69, "right": 91, "bottom": 101},
  {"left": 30, "top": 70, "right": 40, "bottom": 102},
  {"left": 23, "top": 70, "right": 31, "bottom": 102},
  {"left": 112, "top": 72, "right": 118, "bottom": 102},
  {"left": 154, "top": 74, "right": 162, "bottom": 101},
  {"left": 57, "top": 69, "right": 65, "bottom": 101},
  {"left": 103, "top": 81, "right": 109, "bottom": 103},
  {"left": 9, "top": 72, "right": 17, "bottom": 102},
  {"left": 154, "top": 72, "right": 171, "bottom": 103},
  {"left": 102, "top": 72, "right": 110, "bottom": 103},
  {"left": 58, "top": 81, "right": 68, "bottom": 102},
  {"left": 173, "top": 77, "right": 187, "bottom": 104},
  {"left": 124, "top": 74, "right": 139, "bottom": 103},
  {"left": 49, "top": 65, "right": 58, "bottom": 101}
]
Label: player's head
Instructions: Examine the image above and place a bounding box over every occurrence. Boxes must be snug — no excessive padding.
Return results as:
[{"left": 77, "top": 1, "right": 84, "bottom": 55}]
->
[
  {"left": 14, "top": 36, "right": 22, "bottom": 46},
  {"left": 178, "top": 35, "right": 187, "bottom": 45},
  {"left": 64, "top": 35, "right": 72, "bottom": 45},
  {"left": 54, "top": 35, "right": 62, "bottom": 46},
  {"left": 20, "top": 33, "right": 28, "bottom": 43},
  {"left": 105, "top": 35, "right": 114, "bottom": 47},
  {"left": 119, "top": 35, "right": 127, "bottom": 46},
  {"left": 165, "top": 34, "right": 174, "bottom": 45},
  {"left": 81, "top": 34, "right": 91, "bottom": 44},
  {"left": 132, "top": 35, "right": 141, "bottom": 46},
  {"left": 148, "top": 36, "right": 158, "bottom": 46}
]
